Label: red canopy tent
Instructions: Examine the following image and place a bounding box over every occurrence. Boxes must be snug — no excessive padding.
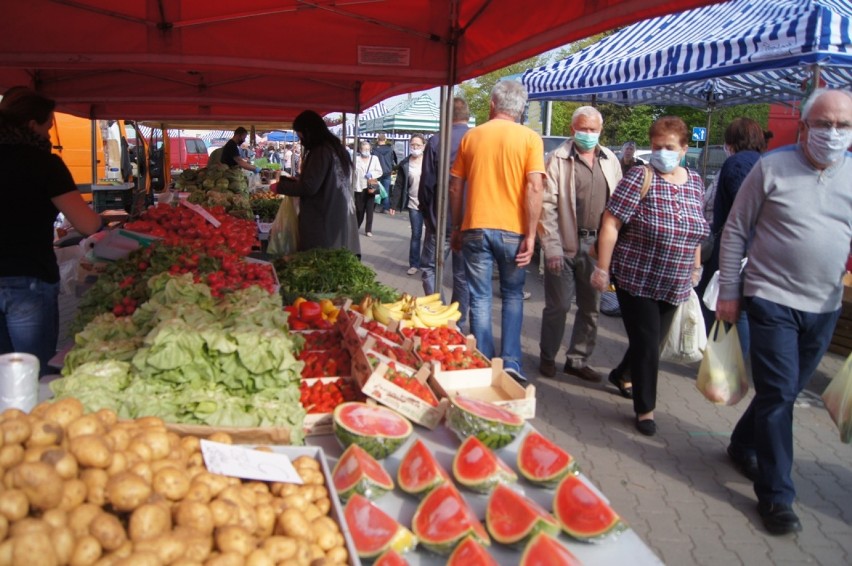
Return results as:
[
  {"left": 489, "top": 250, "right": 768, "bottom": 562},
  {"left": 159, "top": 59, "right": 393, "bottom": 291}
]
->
[{"left": 0, "top": 0, "right": 719, "bottom": 122}]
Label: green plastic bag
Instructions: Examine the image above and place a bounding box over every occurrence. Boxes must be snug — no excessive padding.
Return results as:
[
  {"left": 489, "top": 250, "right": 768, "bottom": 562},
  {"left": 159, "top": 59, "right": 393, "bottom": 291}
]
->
[
  {"left": 822, "top": 353, "right": 852, "bottom": 443},
  {"left": 267, "top": 196, "right": 299, "bottom": 256}
]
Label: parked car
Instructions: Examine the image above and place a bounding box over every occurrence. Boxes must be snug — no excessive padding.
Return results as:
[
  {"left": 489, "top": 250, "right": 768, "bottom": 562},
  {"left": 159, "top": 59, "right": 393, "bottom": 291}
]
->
[
  {"left": 149, "top": 136, "right": 209, "bottom": 190},
  {"left": 697, "top": 144, "right": 727, "bottom": 185},
  {"left": 542, "top": 135, "right": 570, "bottom": 161}
]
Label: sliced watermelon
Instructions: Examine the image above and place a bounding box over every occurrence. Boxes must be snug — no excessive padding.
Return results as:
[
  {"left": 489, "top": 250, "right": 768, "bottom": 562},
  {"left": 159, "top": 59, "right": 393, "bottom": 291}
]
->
[
  {"left": 553, "top": 474, "right": 625, "bottom": 542},
  {"left": 374, "top": 549, "right": 410, "bottom": 566},
  {"left": 520, "top": 532, "right": 583, "bottom": 566},
  {"left": 333, "top": 402, "right": 413, "bottom": 459},
  {"left": 446, "top": 395, "right": 525, "bottom": 449},
  {"left": 332, "top": 444, "right": 394, "bottom": 502},
  {"left": 411, "top": 483, "right": 489, "bottom": 555},
  {"left": 397, "top": 438, "right": 450, "bottom": 497},
  {"left": 517, "top": 431, "right": 578, "bottom": 488},
  {"left": 486, "top": 483, "right": 560, "bottom": 546},
  {"left": 453, "top": 435, "right": 517, "bottom": 494},
  {"left": 344, "top": 493, "right": 417, "bottom": 559},
  {"left": 446, "top": 535, "right": 498, "bottom": 566}
]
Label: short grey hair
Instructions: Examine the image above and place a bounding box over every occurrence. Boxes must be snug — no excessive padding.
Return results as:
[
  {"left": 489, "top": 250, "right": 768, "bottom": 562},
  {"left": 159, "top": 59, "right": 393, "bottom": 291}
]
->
[
  {"left": 800, "top": 87, "right": 852, "bottom": 121},
  {"left": 571, "top": 106, "right": 603, "bottom": 126},
  {"left": 490, "top": 80, "right": 528, "bottom": 120}
]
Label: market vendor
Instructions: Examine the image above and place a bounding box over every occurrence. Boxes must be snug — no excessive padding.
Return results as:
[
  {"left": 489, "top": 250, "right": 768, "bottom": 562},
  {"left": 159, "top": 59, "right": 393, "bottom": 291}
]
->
[
  {"left": 0, "top": 86, "right": 103, "bottom": 375},
  {"left": 274, "top": 110, "right": 360, "bottom": 255},
  {"left": 222, "top": 127, "right": 261, "bottom": 173}
]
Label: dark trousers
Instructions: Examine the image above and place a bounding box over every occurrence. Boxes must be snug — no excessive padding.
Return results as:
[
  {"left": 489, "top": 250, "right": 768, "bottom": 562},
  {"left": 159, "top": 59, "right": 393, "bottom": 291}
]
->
[
  {"left": 354, "top": 190, "right": 375, "bottom": 233},
  {"left": 615, "top": 287, "right": 677, "bottom": 415},
  {"left": 730, "top": 297, "right": 839, "bottom": 505}
]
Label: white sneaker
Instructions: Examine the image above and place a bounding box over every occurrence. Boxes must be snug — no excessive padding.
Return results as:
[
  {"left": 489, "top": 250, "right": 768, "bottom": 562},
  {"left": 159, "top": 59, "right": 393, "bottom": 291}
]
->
[
  {"left": 366, "top": 232, "right": 373, "bottom": 238},
  {"left": 407, "top": 267, "right": 418, "bottom": 275},
  {"left": 523, "top": 291, "right": 532, "bottom": 300}
]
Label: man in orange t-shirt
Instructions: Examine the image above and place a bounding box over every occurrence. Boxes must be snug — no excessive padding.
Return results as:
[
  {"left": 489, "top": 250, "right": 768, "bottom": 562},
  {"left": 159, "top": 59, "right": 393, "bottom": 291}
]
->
[{"left": 449, "top": 80, "right": 545, "bottom": 380}]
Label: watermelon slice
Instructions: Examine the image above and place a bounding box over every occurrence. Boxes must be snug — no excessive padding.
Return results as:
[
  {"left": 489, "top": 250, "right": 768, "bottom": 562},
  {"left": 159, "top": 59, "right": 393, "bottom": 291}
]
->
[
  {"left": 520, "top": 532, "right": 583, "bottom": 566},
  {"left": 486, "top": 483, "right": 560, "bottom": 546},
  {"left": 446, "top": 535, "right": 498, "bottom": 566},
  {"left": 453, "top": 435, "right": 517, "bottom": 493},
  {"left": 344, "top": 493, "right": 417, "bottom": 559},
  {"left": 517, "top": 430, "right": 578, "bottom": 488},
  {"left": 411, "top": 483, "right": 489, "bottom": 555},
  {"left": 397, "top": 438, "right": 450, "bottom": 497},
  {"left": 374, "top": 549, "right": 410, "bottom": 566},
  {"left": 333, "top": 402, "right": 413, "bottom": 459},
  {"left": 332, "top": 444, "right": 394, "bottom": 502},
  {"left": 446, "top": 395, "right": 525, "bottom": 449},
  {"left": 553, "top": 474, "right": 625, "bottom": 542}
]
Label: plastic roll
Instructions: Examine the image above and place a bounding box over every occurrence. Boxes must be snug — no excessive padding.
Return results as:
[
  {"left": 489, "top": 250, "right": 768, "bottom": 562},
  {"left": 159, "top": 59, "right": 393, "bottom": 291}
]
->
[{"left": 0, "top": 353, "right": 40, "bottom": 413}]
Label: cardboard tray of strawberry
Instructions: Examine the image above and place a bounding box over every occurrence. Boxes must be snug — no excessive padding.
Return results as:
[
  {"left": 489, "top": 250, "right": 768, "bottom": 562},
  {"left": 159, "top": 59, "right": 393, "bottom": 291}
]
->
[
  {"left": 357, "top": 361, "right": 448, "bottom": 429},
  {"left": 300, "top": 377, "right": 362, "bottom": 435}
]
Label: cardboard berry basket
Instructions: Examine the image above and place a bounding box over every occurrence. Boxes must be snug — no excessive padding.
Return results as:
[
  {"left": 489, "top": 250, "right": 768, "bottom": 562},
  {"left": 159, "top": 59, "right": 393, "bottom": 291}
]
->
[{"left": 358, "top": 361, "right": 448, "bottom": 430}]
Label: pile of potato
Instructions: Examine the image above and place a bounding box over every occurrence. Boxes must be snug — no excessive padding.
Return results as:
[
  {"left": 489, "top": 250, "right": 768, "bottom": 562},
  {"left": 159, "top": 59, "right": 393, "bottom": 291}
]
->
[{"left": 0, "top": 398, "right": 350, "bottom": 565}]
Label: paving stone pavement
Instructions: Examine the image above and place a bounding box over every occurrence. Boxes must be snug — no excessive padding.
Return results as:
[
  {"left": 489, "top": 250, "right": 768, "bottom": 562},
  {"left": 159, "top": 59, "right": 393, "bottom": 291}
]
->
[{"left": 56, "top": 211, "right": 851, "bottom": 565}]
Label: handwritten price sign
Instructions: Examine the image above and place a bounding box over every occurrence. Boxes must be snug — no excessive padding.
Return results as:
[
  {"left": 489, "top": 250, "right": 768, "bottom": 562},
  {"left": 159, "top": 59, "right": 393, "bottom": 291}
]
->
[{"left": 200, "top": 440, "right": 304, "bottom": 484}]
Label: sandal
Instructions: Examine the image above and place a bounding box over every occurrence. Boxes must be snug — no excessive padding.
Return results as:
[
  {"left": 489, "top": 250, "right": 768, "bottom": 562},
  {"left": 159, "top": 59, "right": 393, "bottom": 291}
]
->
[{"left": 608, "top": 370, "right": 633, "bottom": 399}]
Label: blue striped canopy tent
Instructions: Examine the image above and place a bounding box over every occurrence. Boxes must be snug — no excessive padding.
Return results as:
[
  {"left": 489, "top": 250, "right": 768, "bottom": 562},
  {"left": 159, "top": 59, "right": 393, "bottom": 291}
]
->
[{"left": 522, "top": 0, "right": 852, "bottom": 108}]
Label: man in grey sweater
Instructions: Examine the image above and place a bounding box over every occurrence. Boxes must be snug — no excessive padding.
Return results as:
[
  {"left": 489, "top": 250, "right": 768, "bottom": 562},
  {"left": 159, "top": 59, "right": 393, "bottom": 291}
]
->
[{"left": 717, "top": 88, "right": 852, "bottom": 536}]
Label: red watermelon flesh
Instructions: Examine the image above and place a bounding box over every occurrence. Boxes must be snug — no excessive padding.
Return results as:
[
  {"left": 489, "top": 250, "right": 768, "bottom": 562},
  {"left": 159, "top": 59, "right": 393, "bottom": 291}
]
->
[
  {"left": 412, "top": 483, "right": 489, "bottom": 555},
  {"left": 454, "top": 395, "right": 524, "bottom": 425},
  {"left": 554, "top": 474, "right": 624, "bottom": 542},
  {"left": 517, "top": 431, "right": 577, "bottom": 487},
  {"left": 332, "top": 444, "right": 394, "bottom": 502},
  {"left": 486, "top": 483, "right": 560, "bottom": 546},
  {"left": 344, "top": 494, "right": 417, "bottom": 559},
  {"left": 397, "top": 438, "right": 450, "bottom": 497},
  {"left": 447, "top": 535, "right": 499, "bottom": 566},
  {"left": 374, "top": 549, "right": 410, "bottom": 566},
  {"left": 453, "top": 435, "right": 517, "bottom": 493},
  {"left": 520, "top": 532, "right": 583, "bottom": 566},
  {"left": 335, "top": 402, "right": 412, "bottom": 436}
]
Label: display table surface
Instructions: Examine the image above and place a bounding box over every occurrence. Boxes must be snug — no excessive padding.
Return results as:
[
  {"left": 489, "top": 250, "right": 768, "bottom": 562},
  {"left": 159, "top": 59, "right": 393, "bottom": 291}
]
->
[{"left": 308, "top": 423, "right": 663, "bottom": 565}]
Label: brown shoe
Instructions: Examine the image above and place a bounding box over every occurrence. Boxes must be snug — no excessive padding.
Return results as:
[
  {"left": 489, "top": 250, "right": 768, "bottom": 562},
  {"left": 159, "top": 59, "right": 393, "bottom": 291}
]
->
[
  {"left": 539, "top": 360, "right": 556, "bottom": 378},
  {"left": 564, "top": 364, "right": 603, "bottom": 382}
]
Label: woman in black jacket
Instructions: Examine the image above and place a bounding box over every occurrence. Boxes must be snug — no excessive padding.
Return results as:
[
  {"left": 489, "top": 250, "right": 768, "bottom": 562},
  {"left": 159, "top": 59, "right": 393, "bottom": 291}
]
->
[{"left": 390, "top": 134, "right": 426, "bottom": 275}]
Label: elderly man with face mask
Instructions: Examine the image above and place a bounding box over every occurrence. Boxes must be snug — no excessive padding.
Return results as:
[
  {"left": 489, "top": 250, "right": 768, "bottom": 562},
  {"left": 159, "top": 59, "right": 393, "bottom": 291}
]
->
[{"left": 717, "top": 88, "right": 852, "bottom": 536}]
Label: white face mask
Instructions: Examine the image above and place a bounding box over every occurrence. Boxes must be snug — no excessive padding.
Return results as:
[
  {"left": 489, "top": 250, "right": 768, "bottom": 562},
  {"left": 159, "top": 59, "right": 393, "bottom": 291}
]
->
[
  {"left": 806, "top": 126, "right": 852, "bottom": 166},
  {"left": 650, "top": 149, "right": 681, "bottom": 173},
  {"left": 410, "top": 148, "right": 423, "bottom": 157},
  {"left": 360, "top": 151, "right": 372, "bottom": 158}
]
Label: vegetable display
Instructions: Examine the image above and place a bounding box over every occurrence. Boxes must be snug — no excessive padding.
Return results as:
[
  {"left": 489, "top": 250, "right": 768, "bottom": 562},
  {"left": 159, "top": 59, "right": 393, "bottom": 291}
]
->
[
  {"left": 176, "top": 163, "right": 252, "bottom": 219},
  {"left": 250, "top": 190, "right": 284, "bottom": 222},
  {"left": 486, "top": 484, "right": 560, "bottom": 547},
  {"left": 446, "top": 395, "right": 526, "bottom": 449}
]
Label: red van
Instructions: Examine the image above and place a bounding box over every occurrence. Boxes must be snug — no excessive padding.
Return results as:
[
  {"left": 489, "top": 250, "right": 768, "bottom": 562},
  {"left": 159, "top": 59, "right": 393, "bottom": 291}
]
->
[{"left": 149, "top": 136, "right": 209, "bottom": 189}]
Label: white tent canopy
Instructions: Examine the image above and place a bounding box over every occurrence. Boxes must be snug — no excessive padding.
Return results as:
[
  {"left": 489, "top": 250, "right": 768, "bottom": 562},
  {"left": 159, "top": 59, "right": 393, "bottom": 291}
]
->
[
  {"left": 361, "top": 94, "right": 444, "bottom": 133},
  {"left": 522, "top": 0, "right": 852, "bottom": 108}
]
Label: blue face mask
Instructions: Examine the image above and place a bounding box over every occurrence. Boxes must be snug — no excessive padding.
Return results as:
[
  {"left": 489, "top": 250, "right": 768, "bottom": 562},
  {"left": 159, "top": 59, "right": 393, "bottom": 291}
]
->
[
  {"left": 574, "top": 131, "right": 600, "bottom": 151},
  {"left": 650, "top": 149, "right": 681, "bottom": 173}
]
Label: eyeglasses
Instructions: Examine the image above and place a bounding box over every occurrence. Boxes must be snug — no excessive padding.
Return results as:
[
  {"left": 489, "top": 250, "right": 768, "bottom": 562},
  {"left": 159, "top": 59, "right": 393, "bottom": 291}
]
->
[{"left": 806, "top": 120, "right": 852, "bottom": 131}]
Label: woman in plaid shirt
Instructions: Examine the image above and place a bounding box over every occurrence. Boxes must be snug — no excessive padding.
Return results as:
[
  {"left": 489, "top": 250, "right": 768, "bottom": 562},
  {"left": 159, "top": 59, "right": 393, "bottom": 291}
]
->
[{"left": 592, "top": 116, "right": 709, "bottom": 436}]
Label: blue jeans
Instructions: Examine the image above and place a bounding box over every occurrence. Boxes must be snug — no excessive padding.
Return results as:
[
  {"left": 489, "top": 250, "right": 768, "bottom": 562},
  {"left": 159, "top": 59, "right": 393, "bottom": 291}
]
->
[
  {"left": 462, "top": 229, "right": 526, "bottom": 372},
  {"left": 407, "top": 208, "right": 424, "bottom": 269},
  {"left": 0, "top": 276, "right": 60, "bottom": 376},
  {"left": 420, "top": 224, "right": 470, "bottom": 329},
  {"left": 730, "top": 296, "right": 840, "bottom": 506}
]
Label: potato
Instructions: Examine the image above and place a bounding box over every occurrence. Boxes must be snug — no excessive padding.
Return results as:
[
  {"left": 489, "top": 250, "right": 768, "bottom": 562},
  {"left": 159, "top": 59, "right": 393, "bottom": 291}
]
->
[
  {"left": 89, "top": 512, "right": 127, "bottom": 551},
  {"left": 133, "top": 430, "right": 172, "bottom": 461},
  {"left": 215, "top": 525, "right": 255, "bottom": 556},
  {"left": 245, "top": 548, "right": 275, "bottom": 566},
  {"left": 94, "top": 408, "right": 118, "bottom": 428},
  {"left": 180, "top": 436, "right": 201, "bottom": 456},
  {"left": 67, "top": 415, "right": 105, "bottom": 439},
  {"left": 12, "top": 531, "right": 58, "bottom": 566},
  {"left": 325, "top": 546, "right": 348, "bottom": 564},
  {"left": 150, "top": 458, "right": 180, "bottom": 474},
  {"left": 206, "top": 432, "right": 233, "bottom": 445},
  {"left": 281, "top": 494, "right": 308, "bottom": 512},
  {"left": 0, "top": 513, "right": 7, "bottom": 540},
  {"left": 311, "top": 517, "right": 340, "bottom": 552},
  {"left": 25, "top": 419, "right": 64, "bottom": 448},
  {"left": 184, "top": 481, "right": 212, "bottom": 504},
  {"left": 255, "top": 504, "right": 275, "bottom": 538},
  {"left": 302, "top": 504, "right": 322, "bottom": 523},
  {"left": 41, "top": 448, "right": 79, "bottom": 479},
  {"left": 68, "top": 503, "right": 103, "bottom": 537},
  {"left": 128, "top": 503, "right": 172, "bottom": 541},
  {"left": 113, "top": 551, "right": 160, "bottom": 566},
  {"left": 69, "top": 434, "right": 113, "bottom": 469},
  {"left": 128, "top": 439, "right": 153, "bottom": 463},
  {"left": 0, "top": 539, "right": 11, "bottom": 565},
  {"left": 261, "top": 536, "right": 297, "bottom": 562},
  {"left": 22, "top": 444, "right": 51, "bottom": 462},
  {"left": 276, "top": 508, "right": 312, "bottom": 540},
  {"left": 50, "top": 525, "right": 76, "bottom": 565},
  {"left": 174, "top": 500, "right": 215, "bottom": 534},
  {"left": 70, "top": 535, "right": 102, "bottom": 566},
  {"left": 9, "top": 517, "right": 51, "bottom": 537},
  {"left": 308, "top": 543, "right": 324, "bottom": 561},
  {"left": 315, "top": 498, "right": 331, "bottom": 516},
  {"left": 1, "top": 418, "right": 32, "bottom": 445},
  {"left": 0, "top": 444, "right": 25, "bottom": 469},
  {"left": 179, "top": 530, "right": 214, "bottom": 562},
  {"left": 133, "top": 534, "right": 186, "bottom": 564},
  {"left": 80, "top": 469, "right": 108, "bottom": 506},
  {"left": 106, "top": 428, "right": 131, "bottom": 452},
  {"left": 209, "top": 499, "right": 239, "bottom": 527},
  {"left": 152, "top": 467, "right": 190, "bottom": 501},
  {"left": 12, "top": 461, "right": 64, "bottom": 509},
  {"left": 106, "top": 472, "right": 152, "bottom": 512},
  {"left": 292, "top": 456, "right": 319, "bottom": 472},
  {"left": 129, "top": 461, "right": 153, "bottom": 485},
  {"left": 195, "top": 472, "right": 229, "bottom": 498},
  {"left": 44, "top": 398, "right": 85, "bottom": 428},
  {"left": 0, "top": 488, "right": 29, "bottom": 521},
  {"left": 297, "top": 468, "right": 324, "bottom": 486},
  {"left": 0, "top": 408, "right": 26, "bottom": 422},
  {"left": 41, "top": 508, "right": 68, "bottom": 530},
  {"left": 59, "top": 478, "right": 88, "bottom": 511},
  {"left": 105, "top": 450, "right": 129, "bottom": 476},
  {"left": 29, "top": 401, "right": 51, "bottom": 419}
]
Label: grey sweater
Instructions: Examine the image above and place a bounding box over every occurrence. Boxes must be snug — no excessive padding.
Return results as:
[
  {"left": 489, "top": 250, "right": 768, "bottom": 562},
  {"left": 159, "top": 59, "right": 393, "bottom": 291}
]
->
[{"left": 718, "top": 145, "right": 852, "bottom": 313}]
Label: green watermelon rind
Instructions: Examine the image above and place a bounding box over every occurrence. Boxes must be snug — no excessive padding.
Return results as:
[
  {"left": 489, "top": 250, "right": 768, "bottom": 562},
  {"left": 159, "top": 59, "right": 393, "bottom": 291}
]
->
[
  {"left": 485, "top": 484, "right": 560, "bottom": 547},
  {"left": 520, "top": 532, "right": 582, "bottom": 566},
  {"left": 332, "top": 444, "right": 394, "bottom": 502},
  {"left": 397, "top": 439, "right": 450, "bottom": 498},
  {"left": 446, "top": 396, "right": 525, "bottom": 449},
  {"left": 333, "top": 402, "right": 414, "bottom": 460},
  {"left": 453, "top": 436, "right": 517, "bottom": 494},
  {"left": 446, "top": 535, "right": 499, "bottom": 566},
  {"left": 412, "top": 484, "right": 490, "bottom": 555},
  {"left": 517, "top": 431, "right": 579, "bottom": 488},
  {"left": 553, "top": 475, "right": 626, "bottom": 543}
]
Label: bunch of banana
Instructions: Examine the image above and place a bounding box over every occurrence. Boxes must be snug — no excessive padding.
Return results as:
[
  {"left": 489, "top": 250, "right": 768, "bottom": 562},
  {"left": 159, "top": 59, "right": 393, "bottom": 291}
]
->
[{"left": 372, "top": 293, "right": 460, "bottom": 328}]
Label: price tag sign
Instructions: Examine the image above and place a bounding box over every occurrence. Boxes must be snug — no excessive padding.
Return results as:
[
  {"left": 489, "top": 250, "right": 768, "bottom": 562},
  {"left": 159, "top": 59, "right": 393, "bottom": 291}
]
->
[
  {"left": 200, "top": 440, "right": 304, "bottom": 484},
  {"left": 179, "top": 199, "right": 222, "bottom": 227}
]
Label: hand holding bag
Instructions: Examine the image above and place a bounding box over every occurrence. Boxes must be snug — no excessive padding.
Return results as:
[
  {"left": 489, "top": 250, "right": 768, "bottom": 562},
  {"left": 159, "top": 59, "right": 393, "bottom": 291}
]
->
[
  {"left": 660, "top": 289, "right": 707, "bottom": 364},
  {"left": 821, "top": 353, "right": 852, "bottom": 443},
  {"left": 696, "top": 321, "right": 748, "bottom": 405}
]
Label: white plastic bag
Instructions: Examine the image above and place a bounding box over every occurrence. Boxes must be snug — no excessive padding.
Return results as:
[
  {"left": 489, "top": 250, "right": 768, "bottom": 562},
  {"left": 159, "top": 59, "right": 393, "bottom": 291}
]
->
[
  {"left": 821, "top": 353, "right": 852, "bottom": 443},
  {"left": 696, "top": 321, "right": 748, "bottom": 405},
  {"left": 660, "top": 289, "right": 706, "bottom": 364},
  {"left": 267, "top": 196, "right": 299, "bottom": 256},
  {"left": 702, "top": 270, "right": 720, "bottom": 310}
]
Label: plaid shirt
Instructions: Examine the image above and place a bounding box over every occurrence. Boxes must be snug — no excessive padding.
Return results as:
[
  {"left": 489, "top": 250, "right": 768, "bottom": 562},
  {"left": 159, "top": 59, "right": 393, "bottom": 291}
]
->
[{"left": 608, "top": 166, "right": 708, "bottom": 304}]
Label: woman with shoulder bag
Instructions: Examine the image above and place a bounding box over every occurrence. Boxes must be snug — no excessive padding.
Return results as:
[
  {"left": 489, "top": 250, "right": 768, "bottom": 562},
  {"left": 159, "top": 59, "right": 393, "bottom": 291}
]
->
[
  {"left": 592, "top": 116, "right": 709, "bottom": 436},
  {"left": 353, "top": 140, "right": 383, "bottom": 237},
  {"left": 390, "top": 134, "right": 426, "bottom": 275}
]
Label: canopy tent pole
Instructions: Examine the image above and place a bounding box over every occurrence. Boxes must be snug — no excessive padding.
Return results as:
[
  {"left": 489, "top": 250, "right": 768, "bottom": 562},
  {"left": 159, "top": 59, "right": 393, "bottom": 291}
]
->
[{"left": 700, "top": 86, "right": 717, "bottom": 184}]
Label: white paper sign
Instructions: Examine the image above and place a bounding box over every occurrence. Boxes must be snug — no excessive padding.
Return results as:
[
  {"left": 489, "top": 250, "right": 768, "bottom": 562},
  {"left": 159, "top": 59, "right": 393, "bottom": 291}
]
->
[
  {"left": 200, "top": 440, "right": 303, "bottom": 484},
  {"left": 179, "top": 199, "right": 222, "bottom": 227}
]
